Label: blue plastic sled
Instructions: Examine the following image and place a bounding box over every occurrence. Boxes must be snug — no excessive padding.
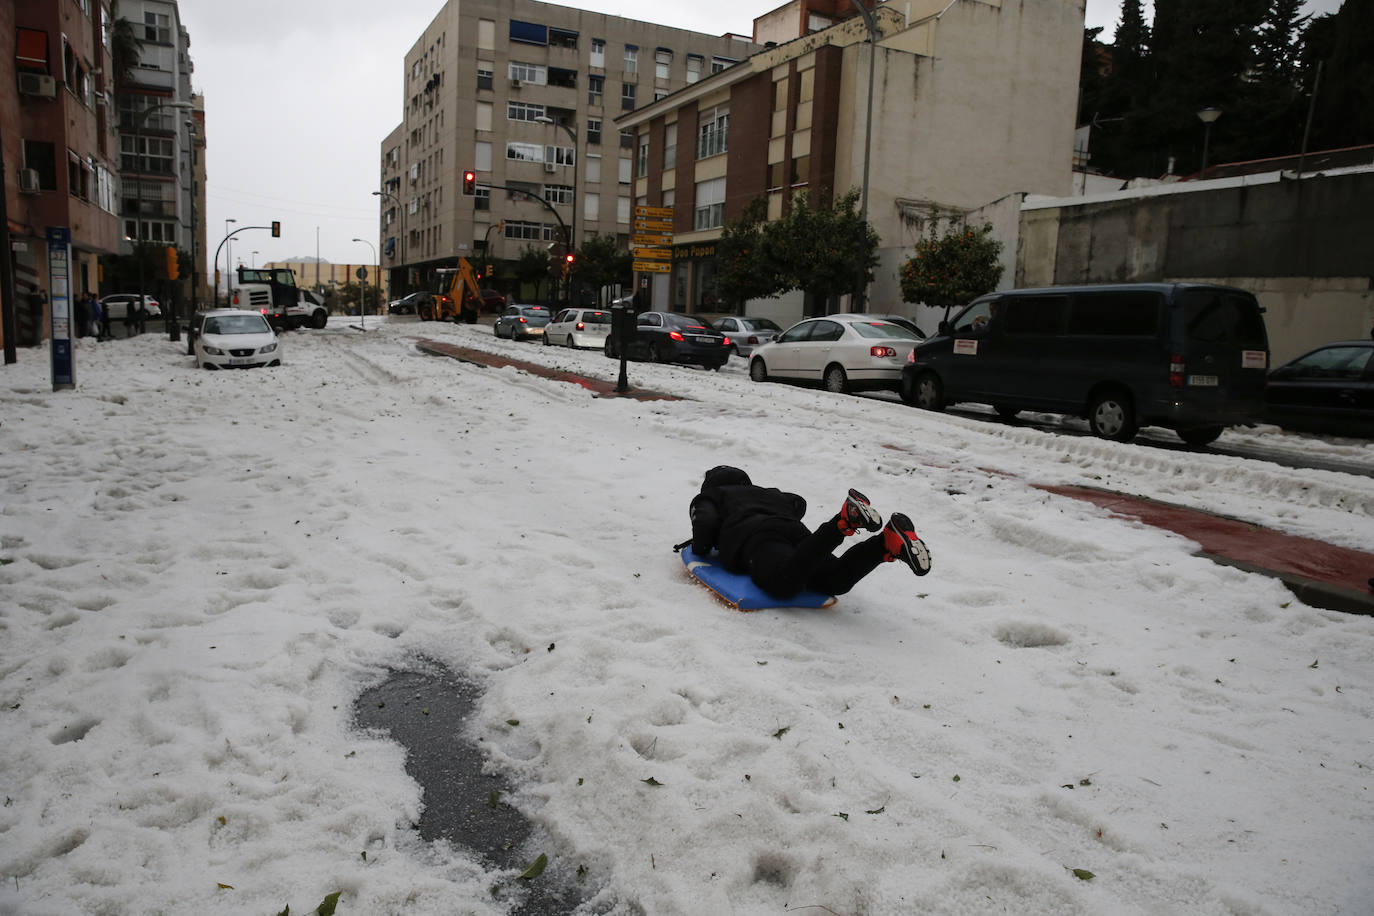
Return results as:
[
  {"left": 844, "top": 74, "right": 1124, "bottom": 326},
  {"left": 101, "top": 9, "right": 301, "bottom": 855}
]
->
[{"left": 680, "top": 546, "right": 837, "bottom": 611}]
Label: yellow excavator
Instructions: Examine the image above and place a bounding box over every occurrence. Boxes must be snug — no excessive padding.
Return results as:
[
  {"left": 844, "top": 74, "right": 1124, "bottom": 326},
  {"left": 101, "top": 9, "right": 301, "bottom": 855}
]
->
[{"left": 422, "top": 258, "right": 483, "bottom": 323}]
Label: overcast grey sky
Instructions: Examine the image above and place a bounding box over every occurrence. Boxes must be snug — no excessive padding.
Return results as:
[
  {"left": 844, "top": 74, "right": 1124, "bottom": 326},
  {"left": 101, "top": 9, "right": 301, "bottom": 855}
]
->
[{"left": 176, "top": 0, "right": 1343, "bottom": 274}]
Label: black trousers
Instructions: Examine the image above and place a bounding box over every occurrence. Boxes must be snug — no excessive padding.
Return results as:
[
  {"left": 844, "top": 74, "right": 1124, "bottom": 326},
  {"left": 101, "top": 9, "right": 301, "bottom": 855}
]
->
[{"left": 747, "top": 515, "right": 887, "bottom": 599}]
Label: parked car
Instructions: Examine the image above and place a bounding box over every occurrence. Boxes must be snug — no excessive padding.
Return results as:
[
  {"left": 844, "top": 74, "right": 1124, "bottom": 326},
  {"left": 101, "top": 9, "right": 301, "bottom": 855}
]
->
[
  {"left": 749, "top": 315, "right": 920, "bottom": 394},
  {"left": 387, "top": 292, "right": 430, "bottom": 315},
  {"left": 494, "top": 304, "right": 552, "bottom": 340},
  {"left": 900, "top": 283, "right": 1270, "bottom": 444},
  {"left": 544, "top": 307, "right": 612, "bottom": 349},
  {"left": 604, "top": 311, "right": 732, "bottom": 370},
  {"left": 192, "top": 309, "right": 281, "bottom": 369},
  {"left": 100, "top": 293, "right": 162, "bottom": 320},
  {"left": 480, "top": 289, "right": 507, "bottom": 313},
  {"left": 1264, "top": 340, "right": 1374, "bottom": 438},
  {"left": 710, "top": 316, "right": 783, "bottom": 357}
]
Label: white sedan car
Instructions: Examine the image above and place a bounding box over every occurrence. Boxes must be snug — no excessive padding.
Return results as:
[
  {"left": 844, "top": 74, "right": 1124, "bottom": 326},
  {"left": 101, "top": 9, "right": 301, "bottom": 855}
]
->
[
  {"left": 193, "top": 309, "right": 282, "bottom": 369},
  {"left": 748, "top": 314, "right": 921, "bottom": 394},
  {"left": 544, "top": 307, "right": 612, "bottom": 349}
]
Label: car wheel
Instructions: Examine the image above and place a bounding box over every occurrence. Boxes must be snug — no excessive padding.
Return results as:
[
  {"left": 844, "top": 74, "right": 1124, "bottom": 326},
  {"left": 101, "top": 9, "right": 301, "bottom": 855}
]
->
[
  {"left": 1088, "top": 388, "right": 1138, "bottom": 442},
  {"left": 542, "top": 332, "right": 551, "bottom": 346},
  {"left": 566, "top": 334, "right": 576, "bottom": 349},
  {"left": 910, "top": 372, "right": 946, "bottom": 412},
  {"left": 994, "top": 405, "right": 1021, "bottom": 420},
  {"left": 823, "top": 364, "right": 849, "bottom": 394},
  {"left": 749, "top": 357, "right": 768, "bottom": 383},
  {"left": 1178, "top": 425, "right": 1224, "bottom": 447},
  {"left": 647, "top": 342, "right": 663, "bottom": 363},
  {"left": 311, "top": 311, "right": 327, "bottom": 329}
]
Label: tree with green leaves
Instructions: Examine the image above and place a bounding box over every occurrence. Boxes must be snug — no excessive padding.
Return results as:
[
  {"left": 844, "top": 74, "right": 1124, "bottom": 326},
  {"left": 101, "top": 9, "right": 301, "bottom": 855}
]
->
[
  {"left": 570, "top": 234, "right": 632, "bottom": 305},
  {"left": 898, "top": 221, "right": 1003, "bottom": 313},
  {"left": 514, "top": 246, "right": 551, "bottom": 301},
  {"left": 714, "top": 196, "right": 783, "bottom": 311},
  {"left": 108, "top": 2, "right": 143, "bottom": 91},
  {"left": 763, "top": 188, "right": 878, "bottom": 311}
]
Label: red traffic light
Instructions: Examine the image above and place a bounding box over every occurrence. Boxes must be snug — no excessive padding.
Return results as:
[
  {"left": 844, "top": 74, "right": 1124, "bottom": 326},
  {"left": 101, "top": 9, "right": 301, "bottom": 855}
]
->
[
  {"left": 565, "top": 253, "right": 575, "bottom": 263},
  {"left": 462, "top": 170, "right": 476, "bottom": 194}
]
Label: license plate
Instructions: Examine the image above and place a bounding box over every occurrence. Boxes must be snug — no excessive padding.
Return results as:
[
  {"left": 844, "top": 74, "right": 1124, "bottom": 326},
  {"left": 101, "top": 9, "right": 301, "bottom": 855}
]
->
[
  {"left": 1188, "top": 374, "right": 1218, "bottom": 387},
  {"left": 228, "top": 357, "right": 252, "bottom": 366},
  {"left": 693, "top": 336, "right": 716, "bottom": 345}
]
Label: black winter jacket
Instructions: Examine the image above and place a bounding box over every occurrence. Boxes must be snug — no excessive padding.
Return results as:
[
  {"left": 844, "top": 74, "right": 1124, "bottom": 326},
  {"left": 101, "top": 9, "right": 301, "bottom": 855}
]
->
[{"left": 690, "top": 475, "right": 809, "bottom": 573}]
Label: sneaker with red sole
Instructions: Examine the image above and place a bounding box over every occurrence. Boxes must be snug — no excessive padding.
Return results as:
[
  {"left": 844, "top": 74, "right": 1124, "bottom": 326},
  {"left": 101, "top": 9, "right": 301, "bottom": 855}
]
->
[
  {"left": 839, "top": 488, "right": 882, "bottom": 535},
  {"left": 883, "top": 512, "right": 931, "bottom": 576}
]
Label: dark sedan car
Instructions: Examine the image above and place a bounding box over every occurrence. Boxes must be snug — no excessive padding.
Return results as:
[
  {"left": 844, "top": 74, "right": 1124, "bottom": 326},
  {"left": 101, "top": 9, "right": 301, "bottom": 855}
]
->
[
  {"left": 604, "top": 311, "right": 732, "bottom": 369},
  {"left": 1265, "top": 340, "right": 1374, "bottom": 437},
  {"left": 493, "top": 304, "right": 552, "bottom": 340}
]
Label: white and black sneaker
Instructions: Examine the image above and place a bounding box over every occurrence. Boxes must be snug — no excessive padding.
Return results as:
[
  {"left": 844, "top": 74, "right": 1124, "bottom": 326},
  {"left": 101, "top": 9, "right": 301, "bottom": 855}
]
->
[
  {"left": 839, "top": 488, "right": 883, "bottom": 535},
  {"left": 883, "top": 512, "right": 932, "bottom": 576}
]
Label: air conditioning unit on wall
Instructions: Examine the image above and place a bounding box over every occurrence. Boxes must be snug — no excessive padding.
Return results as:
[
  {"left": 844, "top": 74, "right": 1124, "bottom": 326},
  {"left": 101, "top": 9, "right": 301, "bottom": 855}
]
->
[
  {"left": 19, "top": 169, "right": 41, "bottom": 192},
  {"left": 18, "top": 73, "right": 57, "bottom": 98},
  {"left": 509, "top": 78, "right": 522, "bottom": 88},
  {"left": 544, "top": 162, "right": 557, "bottom": 173}
]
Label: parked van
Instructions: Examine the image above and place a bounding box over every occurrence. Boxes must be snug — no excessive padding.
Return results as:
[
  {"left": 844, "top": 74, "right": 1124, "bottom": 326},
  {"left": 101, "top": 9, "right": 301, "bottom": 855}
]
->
[{"left": 900, "top": 283, "right": 1270, "bottom": 445}]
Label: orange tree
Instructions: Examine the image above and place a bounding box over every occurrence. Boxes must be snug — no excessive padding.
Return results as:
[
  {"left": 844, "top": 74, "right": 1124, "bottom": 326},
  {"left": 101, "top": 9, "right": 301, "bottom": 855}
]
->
[
  {"left": 715, "top": 196, "right": 781, "bottom": 311},
  {"left": 899, "top": 221, "right": 1003, "bottom": 311}
]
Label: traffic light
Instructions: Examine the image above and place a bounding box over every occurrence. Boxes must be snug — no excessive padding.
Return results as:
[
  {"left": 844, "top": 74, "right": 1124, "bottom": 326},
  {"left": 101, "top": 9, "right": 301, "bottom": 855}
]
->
[
  {"left": 271, "top": 220, "right": 281, "bottom": 237},
  {"left": 462, "top": 170, "right": 476, "bottom": 195},
  {"left": 164, "top": 246, "right": 179, "bottom": 280},
  {"left": 563, "top": 252, "right": 575, "bottom": 278}
]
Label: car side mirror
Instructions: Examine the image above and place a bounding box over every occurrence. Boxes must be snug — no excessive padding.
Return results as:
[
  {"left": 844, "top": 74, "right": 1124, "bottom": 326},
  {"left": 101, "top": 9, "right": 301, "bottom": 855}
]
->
[{"left": 937, "top": 320, "right": 952, "bottom": 336}]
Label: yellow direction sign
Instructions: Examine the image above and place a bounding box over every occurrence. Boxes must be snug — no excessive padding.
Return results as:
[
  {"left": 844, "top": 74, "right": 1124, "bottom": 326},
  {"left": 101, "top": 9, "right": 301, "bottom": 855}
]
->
[
  {"left": 634, "top": 260, "right": 672, "bottom": 273},
  {"left": 633, "top": 234, "right": 674, "bottom": 247},
  {"left": 634, "top": 221, "right": 673, "bottom": 235},
  {"left": 634, "top": 205, "right": 673, "bottom": 219},
  {"left": 633, "top": 247, "right": 672, "bottom": 260}
]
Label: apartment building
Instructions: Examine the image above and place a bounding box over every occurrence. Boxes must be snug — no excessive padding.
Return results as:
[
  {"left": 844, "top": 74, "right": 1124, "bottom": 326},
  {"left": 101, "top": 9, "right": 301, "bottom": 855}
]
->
[
  {"left": 377, "top": 0, "right": 757, "bottom": 299},
  {"left": 115, "top": 0, "right": 196, "bottom": 258},
  {"left": 617, "top": 0, "right": 1083, "bottom": 320},
  {"left": 3, "top": 0, "right": 122, "bottom": 349}
]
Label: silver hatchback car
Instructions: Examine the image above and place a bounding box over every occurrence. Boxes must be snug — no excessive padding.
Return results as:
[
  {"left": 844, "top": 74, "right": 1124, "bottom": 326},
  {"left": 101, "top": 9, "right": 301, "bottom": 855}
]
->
[{"left": 710, "top": 316, "right": 782, "bottom": 357}]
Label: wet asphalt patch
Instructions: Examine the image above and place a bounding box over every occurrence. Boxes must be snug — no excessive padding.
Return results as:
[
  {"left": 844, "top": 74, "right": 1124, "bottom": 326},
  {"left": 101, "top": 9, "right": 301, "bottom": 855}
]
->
[{"left": 354, "top": 664, "right": 585, "bottom": 914}]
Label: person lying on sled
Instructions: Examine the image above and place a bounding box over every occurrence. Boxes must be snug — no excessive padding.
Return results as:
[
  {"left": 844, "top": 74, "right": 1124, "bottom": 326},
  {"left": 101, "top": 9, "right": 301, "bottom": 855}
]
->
[{"left": 685, "top": 465, "right": 931, "bottom": 600}]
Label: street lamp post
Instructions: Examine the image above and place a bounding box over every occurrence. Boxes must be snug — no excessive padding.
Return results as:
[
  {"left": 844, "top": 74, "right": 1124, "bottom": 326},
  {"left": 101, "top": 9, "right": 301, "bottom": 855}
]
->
[
  {"left": 850, "top": 0, "right": 877, "bottom": 313},
  {"left": 372, "top": 189, "right": 403, "bottom": 299},
  {"left": 352, "top": 237, "right": 376, "bottom": 331},
  {"left": 1197, "top": 107, "right": 1222, "bottom": 178},
  {"left": 127, "top": 99, "right": 193, "bottom": 336},
  {"left": 182, "top": 118, "right": 197, "bottom": 328},
  {"left": 535, "top": 115, "right": 577, "bottom": 305},
  {"left": 251, "top": 250, "right": 259, "bottom": 269},
  {"left": 220, "top": 218, "right": 236, "bottom": 306}
]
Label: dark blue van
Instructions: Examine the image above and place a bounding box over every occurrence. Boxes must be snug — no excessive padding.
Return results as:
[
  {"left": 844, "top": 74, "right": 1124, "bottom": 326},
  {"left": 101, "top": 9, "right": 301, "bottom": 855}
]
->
[{"left": 900, "top": 283, "right": 1270, "bottom": 445}]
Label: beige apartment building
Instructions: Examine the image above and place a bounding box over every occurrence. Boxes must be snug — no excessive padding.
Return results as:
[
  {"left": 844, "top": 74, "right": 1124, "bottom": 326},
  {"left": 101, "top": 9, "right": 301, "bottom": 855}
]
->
[
  {"left": 618, "top": 0, "right": 1084, "bottom": 322},
  {"left": 377, "top": 0, "right": 757, "bottom": 300}
]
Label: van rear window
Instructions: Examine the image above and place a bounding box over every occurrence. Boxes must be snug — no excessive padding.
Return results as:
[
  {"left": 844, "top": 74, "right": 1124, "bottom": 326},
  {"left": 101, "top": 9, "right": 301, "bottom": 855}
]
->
[
  {"left": 1181, "top": 290, "right": 1267, "bottom": 347},
  {"left": 1066, "top": 291, "right": 1161, "bottom": 336}
]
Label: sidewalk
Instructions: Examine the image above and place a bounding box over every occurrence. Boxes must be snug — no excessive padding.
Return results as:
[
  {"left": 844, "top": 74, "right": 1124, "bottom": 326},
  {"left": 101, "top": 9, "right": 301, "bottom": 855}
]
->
[{"left": 416, "top": 337, "right": 1374, "bottom": 615}]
